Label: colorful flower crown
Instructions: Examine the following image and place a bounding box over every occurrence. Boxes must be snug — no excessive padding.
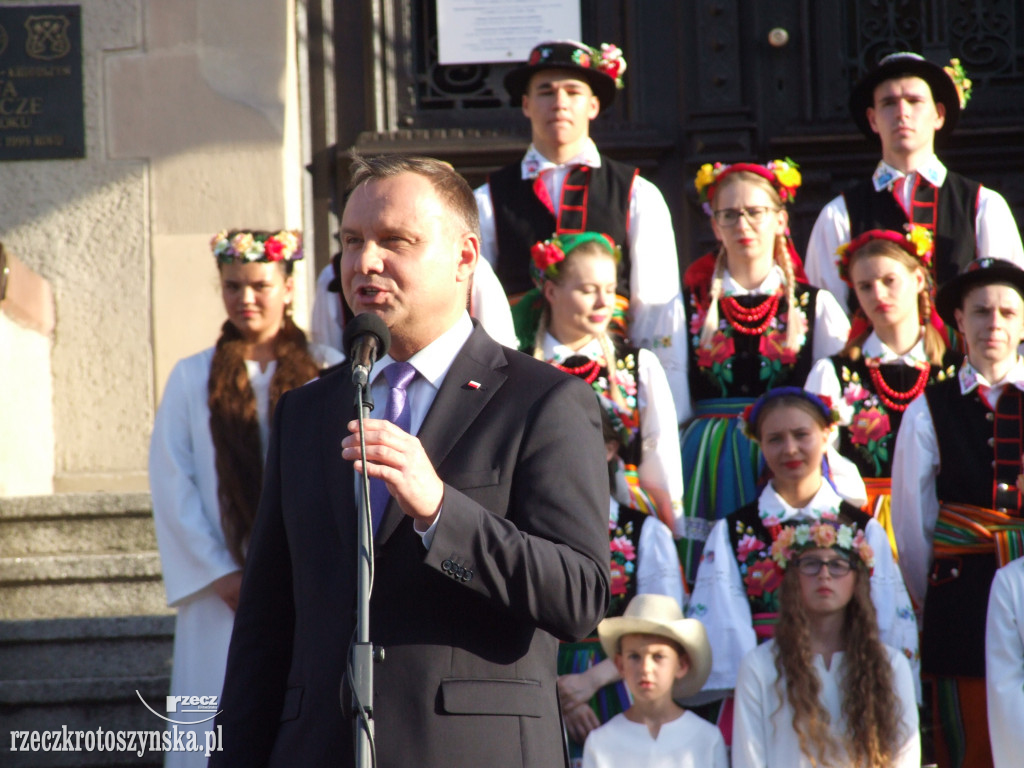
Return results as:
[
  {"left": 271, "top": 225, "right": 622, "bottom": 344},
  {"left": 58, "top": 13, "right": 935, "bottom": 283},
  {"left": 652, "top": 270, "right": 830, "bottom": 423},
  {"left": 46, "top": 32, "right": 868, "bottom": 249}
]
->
[
  {"left": 739, "top": 386, "right": 840, "bottom": 440},
  {"left": 211, "top": 230, "right": 303, "bottom": 264},
  {"left": 770, "top": 519, "right": 875, "bottom": 571},
  {"left": 529, "top": 232, "right": 621, "bottom": 286},
  {"left": 943, "top": 58, "right": 972, "bottom": 109},
  {"left": 694, "top": 158, "right": 801, "bottom": 213},
  {"left": 835, "top": 225, "right": 934, "bottom": 286}
]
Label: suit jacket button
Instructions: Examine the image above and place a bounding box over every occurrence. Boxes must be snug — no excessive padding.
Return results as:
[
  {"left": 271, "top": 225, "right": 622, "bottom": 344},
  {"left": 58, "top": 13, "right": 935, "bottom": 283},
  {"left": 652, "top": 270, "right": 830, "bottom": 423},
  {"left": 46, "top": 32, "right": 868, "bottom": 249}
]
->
[
  {"left": 464, "top": 570, "right": 474, "bottom": 581},
  {"left": 454, "top": 565, "right": 465, "bottom": 578},
  {"left": 442, "top": 559, "right": 452, "bottom": 572}
]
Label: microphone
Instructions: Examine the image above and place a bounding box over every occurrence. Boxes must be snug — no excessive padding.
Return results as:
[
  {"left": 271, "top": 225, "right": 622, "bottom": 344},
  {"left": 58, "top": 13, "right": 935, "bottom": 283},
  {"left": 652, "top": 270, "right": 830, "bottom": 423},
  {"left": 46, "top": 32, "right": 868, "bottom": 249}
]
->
[{"left": 344, "top": 313, "right": 391, "bottom": 387}]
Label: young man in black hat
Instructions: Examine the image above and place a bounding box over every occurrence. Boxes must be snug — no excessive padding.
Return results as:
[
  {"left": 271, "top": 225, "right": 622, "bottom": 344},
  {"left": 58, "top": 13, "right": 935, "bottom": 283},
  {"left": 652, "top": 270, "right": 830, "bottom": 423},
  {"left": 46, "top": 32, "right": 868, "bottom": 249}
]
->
[
  {"left": 892, "top": 258, "right": 1024, "bottom": 768},
  {"left": 475, "top": 40, "right": 687, "bottom": 413},
  {"left": 805, "top": 52, "right": 1024, "bottom": 313}
]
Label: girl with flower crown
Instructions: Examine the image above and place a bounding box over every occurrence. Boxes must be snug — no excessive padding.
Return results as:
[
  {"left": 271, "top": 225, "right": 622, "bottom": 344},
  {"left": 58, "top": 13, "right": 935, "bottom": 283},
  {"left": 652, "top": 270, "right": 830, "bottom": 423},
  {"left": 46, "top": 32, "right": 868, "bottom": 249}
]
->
[
  {"left": 686, "top": 387, "right": 917, "bottom": 741},
  {"left": 520, "top": 231, "right": 685, "bottom": 765},
  {"left": 805, "top": 229, "right": 961, "bottom": 555},
  {"left": 149, "top": 230, "right": 342, "bottom": 768},
  {"left": 679, "top": 161, "right": 852, "bottom": 582},
  {"left": 731, "top": 514, "right": 920, "bottom": 767}
]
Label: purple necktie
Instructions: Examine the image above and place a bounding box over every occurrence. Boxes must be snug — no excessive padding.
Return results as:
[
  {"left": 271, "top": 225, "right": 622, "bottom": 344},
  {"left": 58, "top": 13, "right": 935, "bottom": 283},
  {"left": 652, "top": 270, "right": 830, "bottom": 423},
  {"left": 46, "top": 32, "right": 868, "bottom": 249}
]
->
[{"left": 369, "top": 361, "right": 417, "bottom": 531}]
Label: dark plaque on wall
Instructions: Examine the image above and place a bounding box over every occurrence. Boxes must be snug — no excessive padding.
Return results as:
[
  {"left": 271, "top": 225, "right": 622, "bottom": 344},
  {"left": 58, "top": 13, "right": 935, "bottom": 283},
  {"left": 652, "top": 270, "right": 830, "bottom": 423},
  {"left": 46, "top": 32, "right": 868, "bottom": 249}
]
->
[{"left": 0, "top": 5, "right": 83, "bottom": 161}]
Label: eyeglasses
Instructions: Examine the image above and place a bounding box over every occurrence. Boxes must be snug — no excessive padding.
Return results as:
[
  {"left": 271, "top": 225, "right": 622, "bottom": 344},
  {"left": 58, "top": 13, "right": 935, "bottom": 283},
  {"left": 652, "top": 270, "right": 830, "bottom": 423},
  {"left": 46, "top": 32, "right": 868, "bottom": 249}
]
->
[
  {"left": 712, "top": 206, "right": 777, "bottom": 227},
  {"left": 796, "top": 556, "right": 853, "bottom": 577}
]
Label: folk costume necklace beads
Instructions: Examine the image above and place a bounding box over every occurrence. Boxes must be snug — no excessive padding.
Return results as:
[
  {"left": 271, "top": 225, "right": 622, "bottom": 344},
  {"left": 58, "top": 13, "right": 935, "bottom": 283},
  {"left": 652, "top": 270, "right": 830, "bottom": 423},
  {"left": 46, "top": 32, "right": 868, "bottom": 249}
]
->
[
  {"left": 720, "top": 292, "right": 782, "bottom": 335},
  {"left": 551, "top": 356, "right": 602, "bottom": 383},
  {"left": 866, "top": 358, "right": 930, "bottom": 412}
]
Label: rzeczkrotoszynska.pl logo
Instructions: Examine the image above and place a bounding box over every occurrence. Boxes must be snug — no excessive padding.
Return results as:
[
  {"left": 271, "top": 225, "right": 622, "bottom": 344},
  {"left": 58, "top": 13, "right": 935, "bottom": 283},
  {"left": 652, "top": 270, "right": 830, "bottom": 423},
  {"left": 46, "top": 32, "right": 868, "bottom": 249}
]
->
[{"left": 135, "top": 691, "right": 222, "bottom": 725}]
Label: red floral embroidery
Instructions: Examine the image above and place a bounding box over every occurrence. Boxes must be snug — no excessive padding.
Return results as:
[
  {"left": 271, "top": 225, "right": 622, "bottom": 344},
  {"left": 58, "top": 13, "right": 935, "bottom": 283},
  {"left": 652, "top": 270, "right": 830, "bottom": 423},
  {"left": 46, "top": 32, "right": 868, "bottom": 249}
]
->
[
  {"left": 744, "top": 559, "right": 784, "bottom": 597},
  {"left": 697, "top": 330, "right": 735, "bottom": 368},
  {"left": 849, "top": 407, "right": 891, "bottom": 446},
  {"left": 610, "top": 561, "right": 629, "bottom": 596},
  {"left": 758, "top": 330, "right": 797, "bottom": 365}
]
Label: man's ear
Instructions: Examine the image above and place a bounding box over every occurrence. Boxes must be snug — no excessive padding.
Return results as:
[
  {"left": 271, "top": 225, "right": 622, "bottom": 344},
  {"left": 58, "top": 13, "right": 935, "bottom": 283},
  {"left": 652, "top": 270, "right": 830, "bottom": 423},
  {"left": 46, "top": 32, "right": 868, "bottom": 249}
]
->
[{"left": 866, "top": 106, "right": 880, "bottom": 135}]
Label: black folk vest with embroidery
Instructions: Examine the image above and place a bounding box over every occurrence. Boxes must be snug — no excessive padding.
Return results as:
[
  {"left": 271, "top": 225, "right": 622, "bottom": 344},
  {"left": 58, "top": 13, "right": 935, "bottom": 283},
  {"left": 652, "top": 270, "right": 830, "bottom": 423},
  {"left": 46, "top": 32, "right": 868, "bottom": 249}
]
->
[
  {"left": 828, "top": 352, "right": 959, "bottom": 478},
  {"left": 843, "top": 172, "right": 980, "bottom": 314},
  {"left": 488, "top": 156, "right": 637, "bottom": 296},
  {"left": 921, "top": 378, "right": 1024, "bottom": 677},
  {"left": 684, "top": 285, "right": 820, "bottom": 401}
]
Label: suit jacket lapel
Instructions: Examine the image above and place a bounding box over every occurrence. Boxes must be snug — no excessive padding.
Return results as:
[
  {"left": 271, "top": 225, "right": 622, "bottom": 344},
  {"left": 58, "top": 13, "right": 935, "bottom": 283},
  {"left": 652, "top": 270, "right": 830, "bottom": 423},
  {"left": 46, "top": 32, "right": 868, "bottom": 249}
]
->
[
  {"left": 375, "top": 327, "right": 509, "bottom": 546},
  {"left": 323, "top": 368, "right": 359, "bottom": 544}
]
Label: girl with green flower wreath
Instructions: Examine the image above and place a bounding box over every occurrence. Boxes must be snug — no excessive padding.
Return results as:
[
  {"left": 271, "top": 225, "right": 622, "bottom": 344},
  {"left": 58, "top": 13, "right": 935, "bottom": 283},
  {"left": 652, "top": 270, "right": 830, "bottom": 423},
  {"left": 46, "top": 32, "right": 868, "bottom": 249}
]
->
[
  {"left": 805, "top": 228, "right": 961, "bottom": 558},
  {"left": 679, "top": 160, "right": 852, "bottom": 583},
  {"left": 731, "top": 512, "right": 920, "bottom": 767},
  {"left": 520, "top": 231, "right": 685, "bottom": 765},
  {"left": 686, "top": 387, "right": 918, "bottom": 744},
  {"left": 149, "top": 230, "right": 342, "bottom": 768}
]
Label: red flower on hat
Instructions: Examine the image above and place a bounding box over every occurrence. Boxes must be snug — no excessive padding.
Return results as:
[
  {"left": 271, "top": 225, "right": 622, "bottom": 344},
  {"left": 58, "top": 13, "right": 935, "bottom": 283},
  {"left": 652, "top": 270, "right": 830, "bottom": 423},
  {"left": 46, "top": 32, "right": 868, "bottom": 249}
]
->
[{"left": 530, "top": 239, "right": 566, "bottom": 276}]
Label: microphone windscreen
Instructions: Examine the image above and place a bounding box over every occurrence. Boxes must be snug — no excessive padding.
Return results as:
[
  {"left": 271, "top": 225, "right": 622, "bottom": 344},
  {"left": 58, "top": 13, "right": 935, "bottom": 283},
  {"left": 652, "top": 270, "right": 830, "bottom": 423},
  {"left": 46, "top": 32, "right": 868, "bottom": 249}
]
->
[{"left": 343, "top": 313, "right": 391, "bottom": 359}]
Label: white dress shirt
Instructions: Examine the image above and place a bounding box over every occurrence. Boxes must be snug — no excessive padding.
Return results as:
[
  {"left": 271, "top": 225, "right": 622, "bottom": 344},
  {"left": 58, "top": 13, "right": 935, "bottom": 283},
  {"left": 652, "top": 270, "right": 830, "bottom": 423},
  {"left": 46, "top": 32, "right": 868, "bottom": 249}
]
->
[
  {"left": 356, "top": 312, "right": 475, "bottom": 547},
  {"left": 805, "top": 155, "right": 1024, "bottom": 309},
  {"left": 986, "top": 556, "right": 1024, "bottom": 768},
  {"left": 475, "top": 139, "right": 688, "bottom": 417},
  {"left": 891, "top": 357, "right": 1024, "bottom": 608}
]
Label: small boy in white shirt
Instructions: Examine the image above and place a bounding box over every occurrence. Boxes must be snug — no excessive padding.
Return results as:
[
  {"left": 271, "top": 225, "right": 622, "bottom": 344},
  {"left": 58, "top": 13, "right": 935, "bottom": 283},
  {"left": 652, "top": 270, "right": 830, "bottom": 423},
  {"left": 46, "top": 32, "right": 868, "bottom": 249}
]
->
[{"left": 582, "top": 594, "right": 726, "bottom": 768}]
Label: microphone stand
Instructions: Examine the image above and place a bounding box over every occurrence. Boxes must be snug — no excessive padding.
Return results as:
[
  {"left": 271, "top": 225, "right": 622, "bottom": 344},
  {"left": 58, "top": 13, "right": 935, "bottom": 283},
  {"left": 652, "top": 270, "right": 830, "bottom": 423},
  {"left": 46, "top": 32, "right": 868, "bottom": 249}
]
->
[{"left": 350, "top": 377, "right": 376, "bottom": 768}]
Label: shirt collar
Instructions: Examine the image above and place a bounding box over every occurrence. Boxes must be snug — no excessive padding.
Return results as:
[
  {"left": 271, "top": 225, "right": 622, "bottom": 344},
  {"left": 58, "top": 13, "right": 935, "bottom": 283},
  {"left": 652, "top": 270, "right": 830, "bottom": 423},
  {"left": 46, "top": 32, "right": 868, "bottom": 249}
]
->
[
  {"left": 861, "top": 331, "right": 930, "bottom": 365},
  {"left": 871, "top": 155, "right": 947, "bottom": 192},
  {"left": 542, "top": 332, "right": 603, "bottom": 363},
  {"left": 957, "top": 356, "right": 1024, "bottom": 395},
  {"left": 370, "top": 312, "right": 474, "bottom": 391},
  {"left": 721, "top": 265, "right": 784, "bottom": 296},
  {"left": 521, "top": 139, "right": 602, "bottom": 180},
  {"left": 757, "top": 481, "right": 844, "bottom": 526}
]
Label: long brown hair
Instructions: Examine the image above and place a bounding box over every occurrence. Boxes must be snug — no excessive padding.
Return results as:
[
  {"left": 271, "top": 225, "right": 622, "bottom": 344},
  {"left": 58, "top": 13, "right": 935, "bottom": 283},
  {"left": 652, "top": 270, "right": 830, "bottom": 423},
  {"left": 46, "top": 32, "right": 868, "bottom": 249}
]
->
[
  {"left": 207, "top": 306, "right": 319, "bottom": 566},
  {"left": 773, "top": 557, "right": 904, "bottom": 767},
  {"left": 840, "top": 237, "right": 946, "bottom": 366}
]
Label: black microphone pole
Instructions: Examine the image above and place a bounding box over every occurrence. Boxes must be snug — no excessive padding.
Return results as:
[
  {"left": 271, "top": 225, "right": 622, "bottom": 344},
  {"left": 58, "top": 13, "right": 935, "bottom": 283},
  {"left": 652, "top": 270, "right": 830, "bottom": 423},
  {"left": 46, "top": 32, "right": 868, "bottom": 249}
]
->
[{"left": 342, "top": 313, "right": 390, "bottom": 768}]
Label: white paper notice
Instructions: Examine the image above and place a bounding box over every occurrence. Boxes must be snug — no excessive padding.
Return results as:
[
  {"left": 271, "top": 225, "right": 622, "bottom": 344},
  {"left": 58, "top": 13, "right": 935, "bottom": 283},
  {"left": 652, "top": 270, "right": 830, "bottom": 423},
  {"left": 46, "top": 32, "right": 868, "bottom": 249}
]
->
[{"left": 437, "top": 0, "right": 581, "bottom": 65}]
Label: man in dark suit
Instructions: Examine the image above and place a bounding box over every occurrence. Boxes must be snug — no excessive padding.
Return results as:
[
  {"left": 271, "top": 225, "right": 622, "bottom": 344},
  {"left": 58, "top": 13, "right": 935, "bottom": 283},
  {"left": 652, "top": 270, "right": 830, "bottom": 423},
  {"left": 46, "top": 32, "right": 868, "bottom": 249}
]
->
[{"left": 210, "top": 154, "right": 610, "bottom": 767}]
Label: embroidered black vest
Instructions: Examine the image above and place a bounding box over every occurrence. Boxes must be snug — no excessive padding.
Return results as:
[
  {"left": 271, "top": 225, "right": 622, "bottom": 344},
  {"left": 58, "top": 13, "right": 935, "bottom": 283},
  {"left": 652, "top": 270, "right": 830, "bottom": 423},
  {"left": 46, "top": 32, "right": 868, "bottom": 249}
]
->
[
  {"left": 843, "top": 172, "right": 980, "bottom": 314},
  {"left": 828, "top": 351, "right": 960, "bottom": 478},
  {"left": 727, "top": 500, "right": 872, "bottom": 640},
  {"left": 557, "top": 338, "right": 644, "bottom": 468},
  {"left": 488, "top": 156, "right": 637, "bottom": 296},
  {"left": 684, "top": 285, "right": 820, "bottom": 401},
  {"left": 608, "top": 505, "right": 648, "bottom": 618},
  {"left": 921, "top": 379, "right": 1024, "bottom": 677}
]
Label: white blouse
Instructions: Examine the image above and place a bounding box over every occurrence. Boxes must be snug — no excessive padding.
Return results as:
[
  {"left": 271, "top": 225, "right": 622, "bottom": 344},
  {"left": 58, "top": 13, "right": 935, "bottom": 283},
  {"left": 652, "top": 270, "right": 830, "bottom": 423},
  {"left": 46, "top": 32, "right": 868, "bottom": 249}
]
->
[
  {"left": 732, "top": 641, "right": 920, "bottom": 768},
  {"left": 686, "top": 482, "right": 919, "bottom": 697},
  {"left": 986, "top": 556, "right": 1024, "bottom": 768},
  {"left": 582, "top": 710, "right": 728, "bottom": 768}
]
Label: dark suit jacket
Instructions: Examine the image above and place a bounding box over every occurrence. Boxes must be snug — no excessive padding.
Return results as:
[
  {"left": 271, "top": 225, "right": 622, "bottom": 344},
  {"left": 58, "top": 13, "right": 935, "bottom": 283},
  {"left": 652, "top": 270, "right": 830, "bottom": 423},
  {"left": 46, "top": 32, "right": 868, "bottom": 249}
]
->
[{"left": 210, "top": 325, "right": 611, "bottom": 768}]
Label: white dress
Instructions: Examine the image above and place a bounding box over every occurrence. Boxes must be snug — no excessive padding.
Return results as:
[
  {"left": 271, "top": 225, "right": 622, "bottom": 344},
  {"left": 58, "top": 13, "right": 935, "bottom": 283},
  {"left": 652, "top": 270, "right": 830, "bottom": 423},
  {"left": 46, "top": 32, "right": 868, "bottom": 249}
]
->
[
  {"left": 986, "top": 555, "right": 1024, "bottom": 768},
  {"left": 148, "top": 343, "right": 342, "bottom": 767},
  {"left": 582, "top": 710, "right": 728, "bottom": 768},
  {"left": 732, "top": 641, "right": 920, "bottom": 768},
  {"left": 687, "top": 482, "right": 919, "bottom": 698}
]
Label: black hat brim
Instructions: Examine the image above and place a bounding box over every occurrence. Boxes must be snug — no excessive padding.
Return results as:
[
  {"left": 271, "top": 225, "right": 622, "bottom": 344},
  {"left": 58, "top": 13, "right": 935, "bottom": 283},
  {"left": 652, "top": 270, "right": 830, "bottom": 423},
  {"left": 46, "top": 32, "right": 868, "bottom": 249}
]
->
[
  {"left": 935, "top": 261, "right": 1024, "bottom": 326},
  {"left": 849, "top": 57, "right": 960, "bottom": 144},
  {"left": 504, "top": 63, "right": 616, "bottom": 112}
]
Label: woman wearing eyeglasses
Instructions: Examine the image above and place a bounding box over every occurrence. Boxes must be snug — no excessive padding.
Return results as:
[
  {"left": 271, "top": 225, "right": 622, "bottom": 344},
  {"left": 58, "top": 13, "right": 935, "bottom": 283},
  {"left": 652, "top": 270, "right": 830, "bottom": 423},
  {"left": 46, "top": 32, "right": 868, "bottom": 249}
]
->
[
  {"left": 731, "top": 512, "right": 920, "bottom": 768},
  {"left": 685, "top": 388, "right": 915, "bottom": 743},
  {"left": 678, "top": 161, "right": 851, "bottom": 584}
]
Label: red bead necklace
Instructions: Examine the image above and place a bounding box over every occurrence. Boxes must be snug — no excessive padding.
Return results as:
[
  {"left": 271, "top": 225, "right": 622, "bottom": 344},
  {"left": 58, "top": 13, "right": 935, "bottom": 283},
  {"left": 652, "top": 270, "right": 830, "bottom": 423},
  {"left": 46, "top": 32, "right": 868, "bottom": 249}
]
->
[
  {"left": 551, "top": 357, "right": 602, "bottom": 384},
  {"left": 721, "top": 293, "right": 781, "bottom": 335},
  {"left": 866, "top": 359, "right": 930, "bottom": 412}
]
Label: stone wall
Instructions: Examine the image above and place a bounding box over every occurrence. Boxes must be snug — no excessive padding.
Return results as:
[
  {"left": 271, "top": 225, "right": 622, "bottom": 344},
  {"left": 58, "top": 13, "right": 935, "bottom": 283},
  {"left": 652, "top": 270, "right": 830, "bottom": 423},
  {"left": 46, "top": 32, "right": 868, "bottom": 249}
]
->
[{"left": 0, "top": 0, "right": 308, "bottom": 494}]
